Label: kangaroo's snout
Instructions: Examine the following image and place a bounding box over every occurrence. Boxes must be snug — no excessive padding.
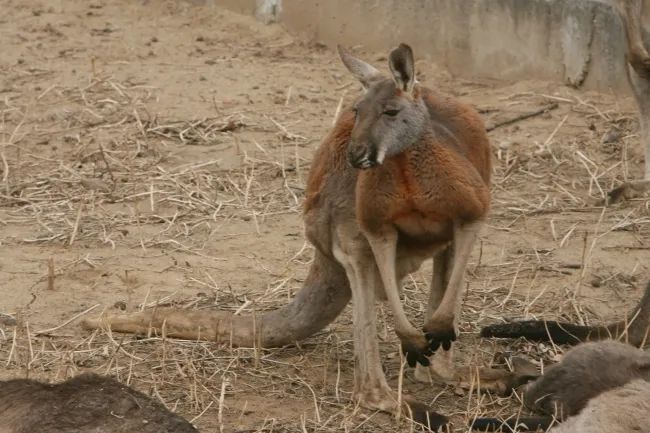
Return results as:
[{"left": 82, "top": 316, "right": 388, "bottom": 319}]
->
[{"left": 347, "top": 141, "right": 378, "bottom": 169}]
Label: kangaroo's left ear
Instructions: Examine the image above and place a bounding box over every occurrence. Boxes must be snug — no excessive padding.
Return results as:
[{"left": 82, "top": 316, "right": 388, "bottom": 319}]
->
[
  {"left": 389, "top": 43, "right": 416, "bottom": 94},
  {"left": 337, "top": 45, "right": 383, "bottom": 90}
]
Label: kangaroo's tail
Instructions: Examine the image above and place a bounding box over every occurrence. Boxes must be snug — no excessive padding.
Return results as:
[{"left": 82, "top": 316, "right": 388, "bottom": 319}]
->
[{"left": 81, "top": 251, "right": 351, "bottom": 348}]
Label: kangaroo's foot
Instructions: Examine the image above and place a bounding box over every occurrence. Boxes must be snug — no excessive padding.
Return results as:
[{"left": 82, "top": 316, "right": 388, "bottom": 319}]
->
[
  {"left": 414, "top": 349, "right": 539, "bottom": 397},
  {"left": 414, "top": 349, "right": 456, "bottom": 384},
  {"left": 354, "top": 385, "right": 449, "bottom": 431},
  {"left": 414, "top": 363, "right": 534, "bottom": 396}
]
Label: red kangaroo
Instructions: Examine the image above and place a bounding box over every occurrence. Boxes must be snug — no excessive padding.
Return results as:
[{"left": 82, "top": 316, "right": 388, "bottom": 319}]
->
[{"left": 83, "top": 43, "right": 492, "bottom": 427}]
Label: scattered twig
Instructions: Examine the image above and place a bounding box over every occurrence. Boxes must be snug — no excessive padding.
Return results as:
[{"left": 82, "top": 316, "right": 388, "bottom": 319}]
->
[{"left": 486, "top": 102, "right": 559, "bottom": 132}]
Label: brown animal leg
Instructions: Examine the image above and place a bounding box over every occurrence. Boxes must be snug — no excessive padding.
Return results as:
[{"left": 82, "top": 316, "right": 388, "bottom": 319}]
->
[
  {"left": 365, "top": 228, "right": 432, "bottom": 365},
  {"left": 332, "top": 241, "right": 448, "bottom": 429},
  {"left": 335, "top": 248, "right": 395, "bottom": 411},
  {"left": 424, "top": 221, "right": 483, "bottom": 352}
]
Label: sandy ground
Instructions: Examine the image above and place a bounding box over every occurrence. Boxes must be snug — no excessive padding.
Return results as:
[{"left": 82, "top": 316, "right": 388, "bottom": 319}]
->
[{"left": 0, "top": 1, "right": 648, "bottom": 432}]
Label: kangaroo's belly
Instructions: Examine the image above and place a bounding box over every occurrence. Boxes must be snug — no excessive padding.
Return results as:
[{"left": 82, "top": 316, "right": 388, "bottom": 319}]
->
[{"left": 394, "top": 212, "right": 453, "bottom": 246}]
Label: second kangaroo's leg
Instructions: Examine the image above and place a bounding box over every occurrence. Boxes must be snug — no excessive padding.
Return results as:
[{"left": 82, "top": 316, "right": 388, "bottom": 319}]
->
[
  {"left": 424, "top": 220, "right": 482, "bottom": 351},
  {"left": 365, "top": 228, "right": 432, "bottom": 366}
]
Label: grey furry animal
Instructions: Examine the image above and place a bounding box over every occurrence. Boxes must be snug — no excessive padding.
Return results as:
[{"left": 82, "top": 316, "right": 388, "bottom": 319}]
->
[
  {"left": 0, "top": 373, "right": 198, "bottom": 433},
  {"left": 548, "top": 379, "right": 650, "bottom": 433},
  {"left": 471, "top": 341, "right": 650, "bottom": 432},
  {"left": 524, "top": 341, "right": 650, "bottom": 418}
]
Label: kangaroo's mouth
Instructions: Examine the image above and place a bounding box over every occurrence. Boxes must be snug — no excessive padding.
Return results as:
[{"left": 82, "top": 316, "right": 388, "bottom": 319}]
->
[
  {"left": 348, "top": 146, "right": 379, "bottom": 169},
  {"left": 349, "top": 155, "right": 378, "bottom": 169}
]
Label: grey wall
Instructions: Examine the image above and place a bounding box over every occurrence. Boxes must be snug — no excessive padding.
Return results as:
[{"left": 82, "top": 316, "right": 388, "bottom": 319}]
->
[{"left": 210, "top": 0, "right": 650, "bottom": 93}]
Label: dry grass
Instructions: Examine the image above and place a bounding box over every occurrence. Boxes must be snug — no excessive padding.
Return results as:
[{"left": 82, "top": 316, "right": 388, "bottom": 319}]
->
[{"left": 1, "top": 1, "right": 649, "bottom": 432}]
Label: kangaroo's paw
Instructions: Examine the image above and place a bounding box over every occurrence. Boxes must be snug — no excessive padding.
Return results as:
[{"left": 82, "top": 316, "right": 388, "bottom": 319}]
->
[
  {"left": 401, "top": 340, "right": 432, "bottom": 368},
  {"left": 399, "top": 331, "right": 436, "bottom": 368},
  {"left": 424, "top": 328, "right": 456, "bottom": 352},
  {"left": 355, "top": 386, "right": 449, "bottom": 431},
  {"left": 423, "top": 318, "right": 457, "bottom": 353}
]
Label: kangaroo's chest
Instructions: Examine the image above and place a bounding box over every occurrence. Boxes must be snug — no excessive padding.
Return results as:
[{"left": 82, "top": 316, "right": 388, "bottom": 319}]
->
[
  {"left": 380, "top": 153, "right": 450, "bottom": 219},
  {"left": 356, "top": 152, "right": 456, "bottom": 241}
]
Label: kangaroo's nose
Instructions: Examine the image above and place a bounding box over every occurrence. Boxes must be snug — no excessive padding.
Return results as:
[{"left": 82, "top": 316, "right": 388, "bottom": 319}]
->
[{"left": 347, "top": 144, "right": 377, "bottom": 169}]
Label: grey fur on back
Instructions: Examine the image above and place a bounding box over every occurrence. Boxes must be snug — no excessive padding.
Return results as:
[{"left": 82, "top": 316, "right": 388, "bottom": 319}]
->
[
  {"left": 0, "top": 373, "right": 198, "bottom": 433},
  {"left": 523, "top": 341, "right": 650, "bottom": 419},
  {"left": 548, "top": 379, "right": 650, "bottom": 433}
]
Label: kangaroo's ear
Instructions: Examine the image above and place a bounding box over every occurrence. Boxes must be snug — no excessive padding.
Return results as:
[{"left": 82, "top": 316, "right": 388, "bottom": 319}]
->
[
  {"left": 389, "top": 43, "right": 416, "bottom": 94},
  {"left": 337, "top": 45, "right": 383, "bottom": 90}
]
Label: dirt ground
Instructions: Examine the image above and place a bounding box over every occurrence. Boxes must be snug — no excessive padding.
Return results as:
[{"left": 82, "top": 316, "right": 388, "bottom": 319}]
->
[{"left": 0, "top": 1, "right": 648, "bottom": 432}]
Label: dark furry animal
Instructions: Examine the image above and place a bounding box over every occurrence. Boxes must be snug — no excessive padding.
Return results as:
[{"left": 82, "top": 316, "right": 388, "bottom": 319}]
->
[
  {"left": 0, "top": 373, "right": 198, "bottom": 433},
  {"left": 470, "top": 341, "right": 650, "bottom": 432}
]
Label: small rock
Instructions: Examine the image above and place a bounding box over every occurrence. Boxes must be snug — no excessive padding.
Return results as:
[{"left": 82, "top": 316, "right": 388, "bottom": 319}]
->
[
  {"left": 602, "top": 128, "right": 622, "bottom": 144},
  {"left": 80, "top": 178, "right": 111, "bottom": 193},
  {"left": 0, "top": 314, "right": 17, "bottom": 327}
]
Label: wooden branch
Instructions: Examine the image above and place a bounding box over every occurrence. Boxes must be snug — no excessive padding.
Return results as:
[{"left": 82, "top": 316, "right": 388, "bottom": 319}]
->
[{"left": 485, "top": 103, "right": 559, "bottom": 133}]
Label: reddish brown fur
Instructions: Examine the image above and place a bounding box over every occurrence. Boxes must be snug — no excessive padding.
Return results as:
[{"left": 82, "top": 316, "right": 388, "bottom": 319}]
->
[
  {"left": 304, "top": 111, "right": 355, "bottom": 214},
  {"left": 306, "top": 88, "right": 491, "bottom": 238}
]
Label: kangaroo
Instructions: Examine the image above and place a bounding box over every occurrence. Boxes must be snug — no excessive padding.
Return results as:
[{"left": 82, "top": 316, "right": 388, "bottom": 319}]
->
[
  {"left": 0, "top": 373, "right": 198, "bottom": 433},
  {"left": 480, "top": 280, "right": 650, "bottom": 347},
  {"left": 82, "top": 43, "right": 492, "bottom": 427},
  {"left": 545, "top": 380, "right": 650, "bottom": 433},
  {"left": 607, "top": 0, "right": 650, "bottom": 203},
  {"left": 470, "top": 341, "right": 650, "bottom": 432}
]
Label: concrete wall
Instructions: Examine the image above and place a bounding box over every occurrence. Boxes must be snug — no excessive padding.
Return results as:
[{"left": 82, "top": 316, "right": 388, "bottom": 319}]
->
[{"left": 210, "top": 0, "right": 650, "bottom": 93}]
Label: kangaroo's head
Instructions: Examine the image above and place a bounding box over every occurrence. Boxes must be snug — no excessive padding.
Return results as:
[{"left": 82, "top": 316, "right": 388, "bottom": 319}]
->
[{"left": 338, "top": 43, "right": 428, "bottom": 169}]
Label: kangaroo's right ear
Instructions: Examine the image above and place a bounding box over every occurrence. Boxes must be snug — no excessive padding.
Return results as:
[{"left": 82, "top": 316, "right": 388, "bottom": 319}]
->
[
  {"left": 337, "top": 45, "right": 383, "bottom": 90},
  {"left": 389, "top": 43, "right": 416, "bottom": 94}
]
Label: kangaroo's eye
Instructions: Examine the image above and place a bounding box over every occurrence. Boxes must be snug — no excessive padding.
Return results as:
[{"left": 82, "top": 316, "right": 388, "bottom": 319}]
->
[{"left": 383, "top": 109, "right": 400, "bottom": 117}]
